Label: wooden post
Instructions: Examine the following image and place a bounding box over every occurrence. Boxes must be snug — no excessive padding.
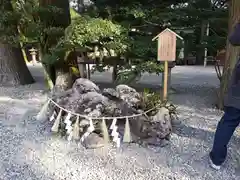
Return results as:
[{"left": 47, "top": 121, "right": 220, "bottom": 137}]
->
[
  {"left": 204, "top": 22, "right": 210, "bottom": 67},
  {"left": 163, "top": 61, "right": 168, "bottom": 100},
  {"left": 87, "top": 64, "right": 91, "bottom": 79},
  {"left": 162, "top": 66, "right": 172, "bottom": 94},
  {"left": 152, "top": 28, "right": 183, "bottom": 100}
]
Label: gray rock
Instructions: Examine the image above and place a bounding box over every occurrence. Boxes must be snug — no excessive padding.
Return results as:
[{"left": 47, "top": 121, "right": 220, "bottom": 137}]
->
[
  {"left": 130, "top": 116, "right": 150, "bottom": 139},
  {"left": 145, "top": 137, "right": 170, "bottom": 147},
  {"left": 150, "top": 107, "right": 172, "bottom": 139},
  {"left": 102, "top": 88, "right": 120, "bottom": 99},
  {"left": 82, "top": 91, "right": 109, "bottom": 107},
  {"left": 170, "top": 113, "right": 181, "bottom": 126},
  {"left": 130, "top": 107, "right": 172, "bottom": 142},
  {"left": 79, "top": 119, "right": 90, "bottom": 127},
  {"left": 72, "top": 78, "right": 100, "bottom": 94},
  {"left": 52, "top": 78, "right": 174, "bottom": 147},
  {"left": 151, "top": 107, "right": 170, "bottom": 123},
  {"left": 84, "top": 108, "right": 92, "bottom": 114},
  {"left": 82, "top": 133, "right": 105, "bottom": 149},
  {"left": 88, "top": 109, "right": 102, "bottom": 117},
  {"left": 116, "top": 84, "right": 141, "bottom": 108},
  {"left": 116, "top": 84, "right": 137, "bottom": 94}
]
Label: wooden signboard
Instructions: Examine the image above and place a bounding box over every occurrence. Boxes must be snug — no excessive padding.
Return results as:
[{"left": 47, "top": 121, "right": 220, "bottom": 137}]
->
[
  {"left": 157, "top": 31, "right": 176, "bottom": 61},
  {"left": 152, "top": 28, "right": 183, "bottom": 100}
]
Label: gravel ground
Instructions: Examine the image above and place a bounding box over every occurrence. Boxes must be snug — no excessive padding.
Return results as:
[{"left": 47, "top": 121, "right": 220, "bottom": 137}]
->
[{"left": 0, "top": 64, "right": 240, "bottom": 180}]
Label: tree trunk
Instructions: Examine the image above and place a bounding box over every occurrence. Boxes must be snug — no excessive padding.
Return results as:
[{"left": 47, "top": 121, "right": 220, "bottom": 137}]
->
[
  {"left": 196, "top": 21, "right": 207, "bottom": 65},
  {"left": 0, "top": 1, "right": 34, "bottom": 86},
  {"left": 54, "top": 61, "right": 73, "bottom": 93},
  {"left": 218, "top": 0, "right": 240, "bottom": 109},
  {"left": 39, "top": 0, "right": 72, "bottom": 90},
  {"left": 0, "top": 43, "right": 34, "bottom": 86},
  {"left": 112, "top": 63, "right": 118, "bottom": 83}
]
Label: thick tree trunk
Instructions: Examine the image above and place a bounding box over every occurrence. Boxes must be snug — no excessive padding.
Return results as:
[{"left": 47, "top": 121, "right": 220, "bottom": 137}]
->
[
  {"left": 0, "top": 1, "right": 34, "bottom": 86},
  {"left": 54, "top": 70, "right": 73, "bottom": 93},
  {"left": 0, "top": 43, "right": 34, "bottom": 86},
  {"left": 54, "top": 61, "right": 73, "bottom": 92},
  {"left": 218, "top": 0, "right": 240, "bottom": 109},
  {"left": 39, "top": 0, "right": 72, "bottom": 90}
]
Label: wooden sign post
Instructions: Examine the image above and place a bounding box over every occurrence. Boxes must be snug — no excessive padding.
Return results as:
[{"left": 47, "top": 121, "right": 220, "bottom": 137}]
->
[{"left": 152, "top": 28, "right": 183, "bottom": 100}]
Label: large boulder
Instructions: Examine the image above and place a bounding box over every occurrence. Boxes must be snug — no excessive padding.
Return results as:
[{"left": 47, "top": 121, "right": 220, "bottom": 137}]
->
[
  {"left": 72, "top": 78, "right": 100, "bottom": 94},
  {"left": 116, "top": 84, "right": 141, "bottom": 108},
  {"left": 50, "top": 78, "right": 175, "bottom": 148},
  {"left": 150, "top": 107, "right": 172, "bottom": 139}
]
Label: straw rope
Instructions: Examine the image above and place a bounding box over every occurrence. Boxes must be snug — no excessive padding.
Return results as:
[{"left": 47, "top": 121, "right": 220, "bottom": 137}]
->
[{"left": 48, "top": 98, "right": 159, "bottom": 120}]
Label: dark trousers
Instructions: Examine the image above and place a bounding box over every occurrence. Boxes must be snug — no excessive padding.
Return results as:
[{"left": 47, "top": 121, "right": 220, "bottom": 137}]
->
[{"left": 210, "top": 106, "right": 240, "bottom": 165}]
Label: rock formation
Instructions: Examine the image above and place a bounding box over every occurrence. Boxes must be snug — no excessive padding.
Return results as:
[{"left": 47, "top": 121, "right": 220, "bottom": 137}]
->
[{"left": 49, "top": 78, "right": 178, "bottom": 148}]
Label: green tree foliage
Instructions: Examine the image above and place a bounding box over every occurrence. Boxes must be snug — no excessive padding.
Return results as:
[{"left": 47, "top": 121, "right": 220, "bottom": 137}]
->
[
  {"left": 1, "top": 0, "right": 230, "bottom": 86},
  {"left": 169, "top": 0, "right": 228, "bottom": 62},
  {"left": 75, "top": 0, "right": 228, "bottom": 75},
  {"left": 13, "top": 0, "right": 66, "bottom": 61},
  {"left": 80, "top": 0, "right": 184, "bottom": 82},
  {"left": 0, "top": 0, "right": 34, "bottom": 85},
  {"left": 0, "top": 1, "right": 21, "bottom": 44},
  {"left": 84, "top": 0, "right": 228, "bottom": 64},
  {"left": 65, "top": 16, "right": 128, "bottom": 55},
  {"left": 9, "top": 0, "right": 72, "bottom": 89}
]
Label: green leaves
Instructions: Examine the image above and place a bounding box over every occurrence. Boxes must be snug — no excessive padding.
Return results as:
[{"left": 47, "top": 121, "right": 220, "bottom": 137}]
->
[
  {"left": 0, "top": 4, "right": 20, "bottom": 44},
  {"left": 65, "top": 15, "right": 129, "bottom": 54},
  {"left": 115, "top": 61, "right": 163, "bottom": 84}
]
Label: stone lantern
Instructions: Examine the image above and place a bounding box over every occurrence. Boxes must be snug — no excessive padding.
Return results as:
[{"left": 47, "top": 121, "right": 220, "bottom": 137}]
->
[{"left": 29, "top": 48, "right": 38, "bottom": 66}]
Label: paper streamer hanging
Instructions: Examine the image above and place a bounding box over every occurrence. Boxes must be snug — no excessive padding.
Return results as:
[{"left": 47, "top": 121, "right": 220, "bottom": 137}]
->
[
  {"left": 44, "top": 98, "right": 162, "bottom": 148},
  {"left": 51, "top": 109, "right": 63, "bottom": 132},
  {"left": 49, "top": 110, "right": 57, "bottom": 122},
  {"left": 110, "top": 118, "right": 120, "bottom": 147},
  {"left": 123, "top": 117, "right": 132, "bottom": 143},
  {"left": 101, "top": 118, "right": 109, "bottom": 144},
  {"left": 36, "top": 99, "right": 50, "bottom": 121},
  {"left": 72, "top": 116, "right": 80, "bottom": 140},
  {"left": 64, "top": 113, "right": 73, "bottom": 141},
  {"left": 64, "top": 112, "right": 72, "bottom": 131},
  {"left": 80, "top": 118, "right": 95, "bottom": 142}
]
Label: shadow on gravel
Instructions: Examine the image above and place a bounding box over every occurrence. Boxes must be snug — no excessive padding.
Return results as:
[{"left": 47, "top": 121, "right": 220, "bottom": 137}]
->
[
  {"left": 0, "top": 125, "right": 55, "bottom": 180},
  {"left": 174, "top": 123, "right": 240, "bottom": 148}
]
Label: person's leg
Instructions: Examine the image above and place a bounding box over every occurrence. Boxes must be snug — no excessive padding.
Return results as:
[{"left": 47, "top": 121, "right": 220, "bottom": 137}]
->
[{"left": 210, "top": 106, "right": 240, "bottom": 166}]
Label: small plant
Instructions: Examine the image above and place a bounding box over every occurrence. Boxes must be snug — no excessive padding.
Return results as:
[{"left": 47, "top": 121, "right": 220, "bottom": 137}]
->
[
  {"left": 140, "top": 88, "right": 161, "bottom": 111},
  {"left": 140, "top": 88, "right": 177, "bottom": 117}
]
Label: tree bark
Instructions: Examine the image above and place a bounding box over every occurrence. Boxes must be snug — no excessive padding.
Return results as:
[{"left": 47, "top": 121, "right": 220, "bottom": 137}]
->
[
  {"left": 53, "top": 0, "right": 72, "bottom": 90},
  {"left": 0, "top": 43, "right": 34, "bottom": 86},
  {"left": 53, "top": 61, "right": 73, "bottom": 93},
  {"left": 218, "top": 0, "right": 240, "bottom": 109},
  {"left": 0, "top": 1, "right": 34, "bottom": 86}
]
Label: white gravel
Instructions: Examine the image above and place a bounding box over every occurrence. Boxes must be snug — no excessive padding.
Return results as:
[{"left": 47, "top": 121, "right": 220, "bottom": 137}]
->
[{"left": 0, "top": 64, "right": 240, "bottom": 180}]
